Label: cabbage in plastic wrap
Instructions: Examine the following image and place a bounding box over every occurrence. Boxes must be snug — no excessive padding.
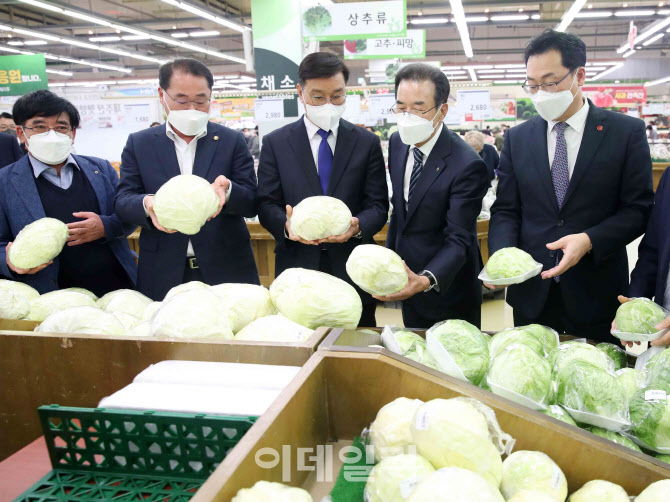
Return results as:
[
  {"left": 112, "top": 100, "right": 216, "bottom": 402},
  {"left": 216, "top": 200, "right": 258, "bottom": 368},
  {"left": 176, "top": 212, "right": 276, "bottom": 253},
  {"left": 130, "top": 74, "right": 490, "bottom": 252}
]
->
[
  {"left": 587, "top": 426, "right": 641, "bottom": 452},
  {"left": 489, "top": 328, "right": 546, "bottom": 359},
  {"left": 614, "top": 297, "right": 667, "bottom": 334},
  {"left": 485, "top": 247, "right": 537, "bottom": 279},
  {"left": 596, "top": 342, "right": 628, "bottom": 371},
  {"left": 364, "top": 454, "right": 435, "bottom": 502},
  {"left": 568, "top": 480, "right": 629, "bottom": 502},
  {"left": 615, "top": 368, "right": 647, "bottom": 403},
  {"left": 500, "top": 450, "right": 567, "bottom": 501},
  {"left": 629, "top": 384, "right": 670, "bottom": 450},
  {"left": 645, "top": 348, "right": 670, "bottom": 387},
  {"left": 487, "top": 344, "right": 552, "bottom": 407},
  {"left": 369, "top": 397, "right": 423, "bottom": 462},
  {"left": 541, "top": 405, "right": 577, "bottom": 426},
  {"left": 549, "top": 340, "right": 614, "bottom": 375}
]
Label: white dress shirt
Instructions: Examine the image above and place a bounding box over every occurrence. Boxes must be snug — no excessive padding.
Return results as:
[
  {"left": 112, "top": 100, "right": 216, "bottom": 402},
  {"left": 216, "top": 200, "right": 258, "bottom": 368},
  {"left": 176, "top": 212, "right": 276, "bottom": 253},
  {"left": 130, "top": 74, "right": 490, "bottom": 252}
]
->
[
  {"left": 547, "top": 99, "right": 589, "bottom": 179},
  {"left": 403, "top": 124, "right": 443, "bottom": 204},
  {"left": 304, "top": 115, "right": 338, "bottom": 172}
]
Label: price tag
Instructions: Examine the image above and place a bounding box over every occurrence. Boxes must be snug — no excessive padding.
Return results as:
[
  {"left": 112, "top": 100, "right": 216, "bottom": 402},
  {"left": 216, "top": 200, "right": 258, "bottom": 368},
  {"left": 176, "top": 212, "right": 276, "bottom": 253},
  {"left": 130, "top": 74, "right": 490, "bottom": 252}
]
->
[
  {"left": 254, "top": 99, "right": 284, "bottom": 121},
  {"left": 645, "top": 389, "right": 667, "bottom": 401},
  {"left": 457, "top": 90, "right": 492, "bottom": 121},
  {"left": 368, "top": 94, "right": 397, "bottom": 123}
]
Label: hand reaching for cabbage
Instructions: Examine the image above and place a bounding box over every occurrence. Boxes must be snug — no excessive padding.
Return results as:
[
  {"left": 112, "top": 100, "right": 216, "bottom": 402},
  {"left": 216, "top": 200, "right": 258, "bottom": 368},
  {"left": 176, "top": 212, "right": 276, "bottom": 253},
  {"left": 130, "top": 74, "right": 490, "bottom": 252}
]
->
[
  {"left": 613, "top": 295, "right": 670, "bottom": 348},
  {"left": 372, "top": 263, "right": 430, "bottom": 302},
  {"left": 5, "top": 242, "right": 53, "bottom": 275}
]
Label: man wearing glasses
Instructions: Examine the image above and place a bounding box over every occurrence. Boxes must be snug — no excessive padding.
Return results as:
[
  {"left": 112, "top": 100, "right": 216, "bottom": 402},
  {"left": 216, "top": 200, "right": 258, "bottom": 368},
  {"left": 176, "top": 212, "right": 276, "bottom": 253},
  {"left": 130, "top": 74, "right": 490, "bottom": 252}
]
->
[
  {"left": 488, "top": 29, "right": 654, "bottom": 342},
  {"left": 375, "top": 63, "right": 489, "bottom": 328},
  {"left": 0, "top": 90, "right": 137, "bottom": 295},
  {"left": 257, "top": 52, "right": 388, "bottom": 327},
  {"left": 116, "top": 58, "right": 259, "bottom": 300}
]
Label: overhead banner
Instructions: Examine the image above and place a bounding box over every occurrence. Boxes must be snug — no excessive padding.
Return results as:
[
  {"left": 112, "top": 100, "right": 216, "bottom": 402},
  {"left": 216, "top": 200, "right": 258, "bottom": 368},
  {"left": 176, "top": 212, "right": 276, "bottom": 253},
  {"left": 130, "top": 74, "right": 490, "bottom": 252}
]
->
[
  {"left": 302, "top": 0, "right": 406, "bottom": 41},
  {"left": 582, "top": 86, "right": 647, "bottom": 108},
  {"left": 0, "top": 54, "right": 48, "bottom": 97},
  {"left": 344, "top": 30, "right": 425, "bottom": 59}
]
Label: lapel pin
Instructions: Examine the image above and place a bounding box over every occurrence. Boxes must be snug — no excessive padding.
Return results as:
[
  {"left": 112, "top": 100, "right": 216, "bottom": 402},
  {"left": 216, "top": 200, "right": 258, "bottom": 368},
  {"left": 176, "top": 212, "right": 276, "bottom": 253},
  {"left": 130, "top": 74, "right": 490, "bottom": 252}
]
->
[
  {"left": 436, "top": 167, "right": 440, "bottom": 171},
  {"left": 597, "top": 125, "right": 603, "bottom": 131},
  {"left": 94, "top": 170, "right": 99, "bottom": 174},
  {"left": 213, "top": 135, "right": 219, "bottom": 141}
]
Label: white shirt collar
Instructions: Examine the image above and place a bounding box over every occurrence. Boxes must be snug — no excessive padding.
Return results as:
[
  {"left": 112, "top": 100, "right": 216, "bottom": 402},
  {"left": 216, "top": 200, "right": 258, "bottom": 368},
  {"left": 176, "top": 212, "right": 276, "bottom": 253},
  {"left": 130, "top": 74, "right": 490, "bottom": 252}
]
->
[
  {"left": 303, "top": 115, "right": 339, "bottom": 141},
  {"left": 411, "top": 123, "right": 443, "bottom": 160},
  {"left": 548, "top": 98, "right": 589, "bottom": 134},
  {"left": 165, "top": 120, "right": 208, "bottom": 145}
]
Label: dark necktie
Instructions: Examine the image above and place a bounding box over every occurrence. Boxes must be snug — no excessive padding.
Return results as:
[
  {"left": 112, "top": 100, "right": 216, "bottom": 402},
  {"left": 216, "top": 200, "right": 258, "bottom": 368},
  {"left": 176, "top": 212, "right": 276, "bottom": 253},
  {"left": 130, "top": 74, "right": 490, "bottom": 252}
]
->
[
  {"left": 408, "top": 147, "right": 423, "bottom": 201},
  {"left": 551, "top": 121, "right": 569, "bottom": 282},
  {"left": 317, "top": 129, "right": 333, "bottom": 195}
]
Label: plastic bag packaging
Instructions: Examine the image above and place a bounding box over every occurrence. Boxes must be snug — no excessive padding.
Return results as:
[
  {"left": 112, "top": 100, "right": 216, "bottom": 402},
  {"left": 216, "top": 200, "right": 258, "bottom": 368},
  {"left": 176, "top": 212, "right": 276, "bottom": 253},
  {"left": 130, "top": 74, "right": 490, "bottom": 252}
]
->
[
  {"left": 450, "top": 397, "right": 516, "bottom": 456},
  {"left": 500, "top": 450, "right": 567, "bottom": 501},
  {"left": 615, "top": 368, "right": 647, "bottom": 404},
  {"left": 290, "top": 196, "right": 352, "bottom": 241},
  {"left": 8, "top": 217, "right": 68, "bottom": 269},
  {"left": 478, "top": 247, "right": 543, "bottom": 286},
  {"left": 381, "top": 325, "right": 425, "bottom": 355},
  {"left": 596, "top": 342, "right": 628, "bottom": 370},
  {"left": 635, "top": 346, "right": 666, "bottom": 371},
  {"left": 644, "top": 348, "right": 670, "bottom": 388},
  {"left": 549, "top": 339, "right": 615, "bottom": 375},
  {"left": 364, "top": 454, "right": 435, "bottom": 502},
  {"left": 406, "top": 467, "right": 505, "bottom": 502},
  {"left": 152, "top": 174, "right": 219, "bottom": 235},
  {"left": 626, "top": 384, "right": 670, "bottom": 454},
  {"left": 611, "top": 298, "right": 670, "bottom": 342},
  {"left": 368, "top": 397, "right": 423, "bottom": 462}
]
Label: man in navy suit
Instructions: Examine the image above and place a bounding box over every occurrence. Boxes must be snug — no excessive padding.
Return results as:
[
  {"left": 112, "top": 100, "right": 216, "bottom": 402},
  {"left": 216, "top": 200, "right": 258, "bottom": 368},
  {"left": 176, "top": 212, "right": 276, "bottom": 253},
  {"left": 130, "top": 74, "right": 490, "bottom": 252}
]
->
[
  {"left": 375, "top": 64, "right": 489, "bottom": 328},
  {"left": 257, "top": 52, "right": 388, "bottom": 327},
  {"left": 488, "top": 30, "right": 654, "bottom": 343},
  {"left": 115, "top": 58, "right": 259, "bottom": 301},
  {"left": 0, "top": 90, "right": 137, "bottom": 295},
  {"left": 0, "top": 131, "right": 24, "bottom": 169}
]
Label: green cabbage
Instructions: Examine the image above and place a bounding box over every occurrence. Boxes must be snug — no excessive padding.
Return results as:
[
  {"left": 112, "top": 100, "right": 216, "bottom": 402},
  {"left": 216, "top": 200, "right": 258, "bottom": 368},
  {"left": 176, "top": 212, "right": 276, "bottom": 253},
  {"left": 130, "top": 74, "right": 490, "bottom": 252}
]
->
[
  {"left": 635, "top": 480, "right": 670, "bottom": 502},
  {"left": 346, "top": 244, "right": 408, "bottom": 296},
  {"left": 153, "top": 174, "right": 219, "bottom": 235},
  {"left": 141, "top": 302, "right": 162, "bottom": 322},
  {"left": 128, "top": 321, "right": 151, "bottom": 338},
  {"left": 541, "top": 405, "right": 577, "bottom": 426},
  {"left": 97, "top": 289, "right": 153, "bottom": 319},
  {"left": 519, "top": 324, "right": 559, "bottom": 355},
  {"left": 112, "top": 312, "right": 141, "bottom": 330},
  {"left": 549, "top": 341, "right": 614, "bottom": 375},
  {"left": 234, "top": 315, "right": 313, "bottom": 343},
  {"left": 290, "top": 196, "right": 352, "bottom": 241},
  {"left": 0, "top": 288, "right": 30, "bottom": 319},
  {"left": 9, "top": 217, "right": 68, "bottom": 270},
  {"left": 615, "top": 368, "right": 646, "bottom": 403},
  {"left": 568, "top": 480, "right": 629, "bottom": 502},
  {"left": 487, "top": 344, "right": 552, "bottom": 407},
  {"left": 232, "top": 481, "right": 313, "bottom": 502},
  {"left": 407, "top": 467, "right": 505, "bottom": 502},
  {"left": 485, "top": 247, "right": 537, "bottom": 279},
  {"left": 646, "top": 348, "right": 670, "bottom": 387},
  {"left": 60, "top": 287, "right": 98, "bottom": 300},
  {"left": 629, "top": 384, "right": 670, "bottom": 449},
  {"left": 385, "top": 329, "right": 425, "bottom": 355},
  {"left": 489, "top": 328, "right": 545, "bottom": 359},
  {"left": 270, "top": 268, "right": 362, "bottom": 329},
  {"left": 211, "top": 283, "right": 276, "bottom": 333},
  {"left": 364, "top": 454, "right": 435, "bottom": 502},
  {"left": 655, "top": 453, "right": 670, "bottom": 463},
  {"left": 164, "top": 281, "right": 209, "bottom": 301},
  {"left": 508, "top": 491, "right": 563, "bottom": 502},
  {"left": 27, "top": 291, "right": 97, "bottom": 322},
  {"left": 596, "top": 342, "right": 628, "bottom": 371},
  {"left": 369, "top": 397, "right": 423, "bottom": 462},
  {"left": 0, "top": 280, "right": 39, "bottom": 300},
  {"left": 615, "top": 298, "right": 666, "bottom": 334},
  {"left": 405, "top": 343, "right": 442, "bottom": 371},
  {"left": 587, "top": 427, "right": 641, "bottom": 452},
  {"left": 500, "top": 450, "right": 567, "bottom": 501},
  {"left": 428, "top": 320, "right": 490, "bottom": 385},
  {"left": 36, "top": 306, "right": 125, "bottom": 336}
]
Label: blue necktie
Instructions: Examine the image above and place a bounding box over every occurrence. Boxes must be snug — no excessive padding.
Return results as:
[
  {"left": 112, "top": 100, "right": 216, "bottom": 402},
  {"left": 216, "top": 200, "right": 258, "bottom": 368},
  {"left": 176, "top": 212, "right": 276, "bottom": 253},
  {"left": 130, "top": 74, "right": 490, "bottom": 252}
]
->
[
  {"left": 408, "top": 147, "right": 423, "bottom": 201},
  {"left": 317, "top": 129, "right": 332, "bottom": 194},
  {"left": 551, "top": 122, "right": 569, "bottom": 283}
]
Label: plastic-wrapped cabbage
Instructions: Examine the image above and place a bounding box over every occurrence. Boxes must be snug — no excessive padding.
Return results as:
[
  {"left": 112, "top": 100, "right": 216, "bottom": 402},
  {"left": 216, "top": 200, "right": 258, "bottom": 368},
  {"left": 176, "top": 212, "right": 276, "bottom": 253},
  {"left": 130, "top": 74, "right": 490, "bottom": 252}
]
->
[
  {"left": 60, "top": 287, "right": 98, "bottom": 300},
  {"left": 485, "top": 247, "right": 537, "bottom": 280},
  {"left": 616, "top": 368, "right": 646, "bottom": 403},
  {"left": 489, "top": 328, "right": 546, "bottom": 359},
  {"left": 112, "top": 312, "right": 141, "bottom": 330},
  {"left": 0, "top": 288, "right": 30, "bottom": 319},
  {"left": 629, "top": 384, "right": 670, "bottom": 450},
  {"left": 234, "top": 315, "right": 313, "bottom": 343},
  {"left": 8, "top": 217, "right": 68, "bottom": 270},
  {"left": 97, "top": 289, "right": 153, "bottom": 319},
  {"left": 500, "top": 450, "right": 567, "bottom": 501},
  {"left": 210, "top": 283, "right": 276, "bottom": 333},
  {"left": 541, "top": 405, "right": 578, "bottom": 426},
  {"left": 549, "top": 341, "right": 614, "bottom": 375},
  {"left": 556, "top": 360, "right": 628, "bottom": 429},
  {"left": 141, "top": 302, "right": 162, "bottom": 322},
  {"left": 164, "top": 281, "right": 209, "bottom": 301},
  {"left": 410, "top": 399, "right": 504, "bottom": 487},
  {"left": 487, "top": 344, "right": 552, "bottom": 409},
  {"left": 407, "top": 467, "right": 505, "bottom": 502},
  {"left": 405, "top": 344, "right": 442, "bottom": 371},
  {"left": 152, "top": 174, "right": 219, "bottom": 235},
  {"left": 596, "top": 342, "right": 628, "bottom": 371},
  {"left": 635, "top": 479, "right": 670, "bottom": 502},
  {"left": 615, "top": 298, "right": 667, "bottom": 335},
  {"left": 150, "top": 289, "right": 233, "bottom": 340},
  {"left": 381, "top": 326, "right": 425, "bottom": 355},
  {"left": 568, "top": 480, "right": 629, "bottom": 502},
  {"left": 0, "top": 279, "right": 39, "bottom": 300},
  {"left": 655, "top": 454, "right": 670, "bottom": 463},
  {"left": 270, "top": 268, "right": 362, "bottom": 329},
  {"left": 27, "top": 291, "right": 97, "bottom": 322},
  {"left": 36, "top": 306, "right": 125, "bottom": 336},
  {"left": 346, "top": 245, "right": 408, "bottom": 296},
  {"left": 645, "top": 348, "right": 670, "bottom": 387},
  {"left": 128, "top": 321, "right": 151, "bottom": 338},
  {"left": 290, "top": 196, "right": 352, "bottom": 241},
  {"left": 426, "top": 320, "right": 489, "bottom": 385},
  {"left": 587, "top": 427, "right": 641, "bottom": 452},
  {"left": 508, "top": 491, "right": 563, "bottom": 502},
  {"left": 519, "top": 324, "right": 559, "bottom": 355},
  {"left": 364, "top": 454, "right": 435, "bottom": 502},
  {"left": 231, "top": 481, "right": 312, "bottom": 502},
  {"left": 369, "top": 397, "right": 423, "bottom": 462}
]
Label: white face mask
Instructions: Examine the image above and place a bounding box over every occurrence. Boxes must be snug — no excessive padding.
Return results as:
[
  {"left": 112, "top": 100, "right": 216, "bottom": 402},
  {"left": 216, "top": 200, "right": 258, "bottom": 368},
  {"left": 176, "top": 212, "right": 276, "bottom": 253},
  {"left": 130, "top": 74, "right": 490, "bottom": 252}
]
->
[
  {"left": 26, "top": 130, "right": 73, "bottom": 165},
  {"left": 303, "top": 98, "right": 346, "bottom": 132},
  {"left": 164, "top": 99, "right": 210, "bottom": 136},
  {"left": 397, "top": 107, "right": 442, "bottom": 146},
  {"left": 529, "top": 73, "right": 578, "bottom": 122}
]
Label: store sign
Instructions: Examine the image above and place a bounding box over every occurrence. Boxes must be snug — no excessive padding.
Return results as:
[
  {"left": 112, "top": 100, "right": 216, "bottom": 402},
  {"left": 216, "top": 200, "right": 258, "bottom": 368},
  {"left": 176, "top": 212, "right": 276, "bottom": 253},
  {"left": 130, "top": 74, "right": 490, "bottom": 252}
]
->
[
  {"left": 254, "top": 98, "right": 285, "bottom": 121},
  {"left": 0, "top": 54, "right": 48, "bottom": 97},
  {"left": 582, "top": 86, "right": 647, "bottom": 107},
  {"left": 344, "top": 30, "right": 425, "bottom": 59},
  {"left": 368, "top": 94, "right": 397, "bottom": 123},
  {"left": 486, "top": 99, "right": 517, "bottom": 122},
  {"left": 457, "top": 89, "right": 492, "bottom": 121},
  {"left": 642, "top": 103, "right": 670, "bottom": 115},
  {"left": 302, "top": 0, "right": 406, "bottom": 41}
]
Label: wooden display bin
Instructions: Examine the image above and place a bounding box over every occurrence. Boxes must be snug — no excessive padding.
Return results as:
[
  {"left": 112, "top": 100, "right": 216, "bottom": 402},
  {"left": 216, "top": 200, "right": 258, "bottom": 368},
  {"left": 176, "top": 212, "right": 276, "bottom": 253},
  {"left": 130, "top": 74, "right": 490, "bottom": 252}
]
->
[
  {"left": 653, "top": 161, "right": 668, "bottom": 191},
  {"left": 0, "top": 327, "right": 329, "bottom": 461},
  {"left": 0, "top": 318, "right": 39, "bottom": 331},
  {"left": 193, "top": 351, "right": 669, "bottom": 501}
]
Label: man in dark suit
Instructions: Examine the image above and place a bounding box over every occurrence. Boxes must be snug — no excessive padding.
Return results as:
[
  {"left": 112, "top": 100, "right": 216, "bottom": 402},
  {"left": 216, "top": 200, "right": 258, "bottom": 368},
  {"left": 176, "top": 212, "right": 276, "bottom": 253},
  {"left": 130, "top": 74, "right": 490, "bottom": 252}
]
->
[
  {"left": 0, "top": 90, "right": 137, "bottom": 295},
  {"left": 0, "top": 131, "right": 24, "bottom": 169},
  {"left": 115, "top": 58, "right": 259, "bottom": 301},
  {"left": 488, "top": 30, "right": 654, "bottom": 343},
  {"left": 257, "top": 52, "right": 388, "bottom": 327},
  {"left": 374, "top": 64, "right": 489, "bottom": 328}
]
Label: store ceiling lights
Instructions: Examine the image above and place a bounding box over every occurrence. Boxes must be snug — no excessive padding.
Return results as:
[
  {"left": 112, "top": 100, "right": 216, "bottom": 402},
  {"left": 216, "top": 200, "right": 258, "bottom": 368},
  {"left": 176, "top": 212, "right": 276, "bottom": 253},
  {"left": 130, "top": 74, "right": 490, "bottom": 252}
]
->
[
  {"left": 491, "top": 15, "right": 530, "bottom": 22},
  {"left": 409, "top": 18, "right": 449, "bottom": 24},
  {"left": 616, "top": 14, "right": 670, "bottom": 53},
  {"left": 576, "top": 11, "right": 613, "bottom": 18},
  {"left": 45, "top": 68, "right": 73, "bottom": 76},
  {"left": 450, "top": 0, "right": 474, "bottom": 58},
  {"left": 557, "top": 0, "right": 588, "bottom": 32},
  {"left": 645, "top": 75, "right": 670, "bottom": 87},
  {"left": 159, "top": 0, "right": 250, "bottom": 33},
  {"left": 0, "top": 44, "right": 132, "bottom": 72},
  {"left": 614, "top": 10, "right": 657, "bottom": 17},
  {"left": 642, "top": 32, "right": 665, "bottom": 45}
]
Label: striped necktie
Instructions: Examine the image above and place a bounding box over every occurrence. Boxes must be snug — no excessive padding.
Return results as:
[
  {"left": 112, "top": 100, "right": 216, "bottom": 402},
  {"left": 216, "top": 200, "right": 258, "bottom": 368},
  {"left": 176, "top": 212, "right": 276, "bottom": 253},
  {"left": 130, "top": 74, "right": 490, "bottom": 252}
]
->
[
  {"left": 408, "top": 147, "right": 424, "bottom": 201},
  {"left": 551, "top": 121, "right": 569, "bottom": 282}
]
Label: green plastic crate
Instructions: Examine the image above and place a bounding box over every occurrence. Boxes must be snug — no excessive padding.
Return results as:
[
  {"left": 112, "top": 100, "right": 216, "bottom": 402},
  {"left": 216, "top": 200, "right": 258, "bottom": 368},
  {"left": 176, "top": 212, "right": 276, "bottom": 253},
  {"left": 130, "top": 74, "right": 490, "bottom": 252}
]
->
[{"left": 15, "top": 405, "right": 257, "bottom": 501}]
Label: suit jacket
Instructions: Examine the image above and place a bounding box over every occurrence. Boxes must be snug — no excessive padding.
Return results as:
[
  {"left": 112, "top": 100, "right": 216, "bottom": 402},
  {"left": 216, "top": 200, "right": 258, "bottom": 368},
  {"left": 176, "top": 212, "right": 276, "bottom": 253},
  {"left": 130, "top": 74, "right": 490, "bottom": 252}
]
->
[
  {"left": 0, "top": 155, "right": 137, "bottom": 293},
  {"left": 629, "top": 166, "right": 670, "bottom": 304},
  {"left": 480, "top": 143, "right": 500, "bottom": 181},
  {"left": 115, "top": 122, "right": 259, "bottom": 301},
  {"left": 386, "top": 127, "right": 489, "bottom": 320},
  {"left": 257, "top": 118, "right": 388, "bottom": 296},
  {"left": 489, "top": 100, "right": 654, "bottom": 325},
  {"left": 0, "top": 132, "right": 24, "bottom": 169}
]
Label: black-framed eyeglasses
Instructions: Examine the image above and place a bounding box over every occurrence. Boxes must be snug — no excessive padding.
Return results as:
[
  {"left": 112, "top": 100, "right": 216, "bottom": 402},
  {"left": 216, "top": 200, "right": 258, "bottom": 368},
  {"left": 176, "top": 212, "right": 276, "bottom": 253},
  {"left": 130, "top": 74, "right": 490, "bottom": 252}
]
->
[
  {"left": 390, "top": 105, "right": 439, "bottom": 117},
  {"left": 522, "top": 70, "right": 575, "bottom": 95},
  {"left": 164, "top": 89, "right": 211, "bottom": 107},
  {"left": 305, "top": 93, "right": 347, "bottom": 106},
  {"left": 22, "top": 125, "right": 72, "bottom": 135}
]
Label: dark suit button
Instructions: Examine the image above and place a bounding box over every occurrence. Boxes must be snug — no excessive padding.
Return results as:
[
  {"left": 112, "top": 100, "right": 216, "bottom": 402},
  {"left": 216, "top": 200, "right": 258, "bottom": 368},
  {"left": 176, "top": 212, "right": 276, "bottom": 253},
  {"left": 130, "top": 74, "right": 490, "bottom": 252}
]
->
[
  {"left": 558, "top": 220, "right": 564, "bottom": 227},
  {"left": 549, "top": 251, "right": 556, "bottom": 258}
]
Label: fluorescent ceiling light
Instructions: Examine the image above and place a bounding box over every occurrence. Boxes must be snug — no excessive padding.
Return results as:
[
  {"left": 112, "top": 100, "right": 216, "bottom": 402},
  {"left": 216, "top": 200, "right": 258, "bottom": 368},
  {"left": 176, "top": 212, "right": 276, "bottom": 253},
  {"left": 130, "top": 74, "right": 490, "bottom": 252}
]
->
[
  {"left": 491, "top": 15, "right": 529, "bottom": 22},
  {"left": 189, "top": 30, "right": 220, "bottom": 37},
  {"left": 494, "top": 80, "right": 523, "bottom": 84},
  {"left": 12, "top": 28, "right": 60, "bottom": 42},
  {"left": 557, "top": 0, "right": 588, "bottom": 32},
  {"left": 7, "top": 41, "right": 24, "bottom": 46},
  {"left": 23, "top": 40, "right": 48, "bottom": 45},
  {"left": 447, "top": 76, "right": 469, "bottom": 80},
  {"left": 64, "top": 10, "right": 112, "bottom": 26},
  {"left": 482, "top": 75, "right": 506, "bottom": 79},
  {"left": 468, "top": 68, "right": 477, "bottom": 81},
  {"left": 659, "top": 10, "right": 670, "bottom": 15},
  {"left": 614, "top": 10, "right": 656, "bottom": 17},
  {"left": 464, "top": 65, "right": 495, "bottom": 69},
  {"left": 48, "top": 83, "right": 66, "bottom": 87},
  {"left": 495, "top": 64, "right": 525, "bottom": 69},
  {"left": 645, "top": 75, "right": 670, "bottom": 87},
  {"left": 450, "top": 0, "right": 474, "bottom": 58},
  {"left": 441, "top": 66, "right": 463, "bottom": 70},
  {"left": 17, "top": 0, "right": 63, "bottom": 13},
  {"left": 121, "top": 35, "right": 150, "bottom": 41},
  {"left": 531, "top": 14, "right": 541, "bottom": 20},
  {"left": 623, "top": 49, "right": 636, "bottom": 57},
  {"left": 643, "top": 32, "right": 665, "bottom": 45},
  {"left": 171, "top": 33, "right": 190, "bottom": 38},
  {"left": 617, "top": 15, "right": 670, "bottom": 52},
  {"left": 410, "top": 18, "right": 449, "bottom": 24},
  {"left": 463, "top": 16, "right": 489, "bottom": 23},
  {"left": 160, "top": 0, "right": 250, "bottom": 32},
  {"left": 575, "top": 11, "right": 613, "bottom": 18},
  {"left": 89, "top": 36, "right": 121, "bottom": 42}
]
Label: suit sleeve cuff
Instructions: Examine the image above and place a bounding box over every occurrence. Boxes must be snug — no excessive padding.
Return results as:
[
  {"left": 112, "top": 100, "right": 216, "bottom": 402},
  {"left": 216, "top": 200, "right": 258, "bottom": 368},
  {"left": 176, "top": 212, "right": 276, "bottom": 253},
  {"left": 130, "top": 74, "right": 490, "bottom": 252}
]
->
[{"left": 143, "top": 195, "right": 154, "bottom": 218}]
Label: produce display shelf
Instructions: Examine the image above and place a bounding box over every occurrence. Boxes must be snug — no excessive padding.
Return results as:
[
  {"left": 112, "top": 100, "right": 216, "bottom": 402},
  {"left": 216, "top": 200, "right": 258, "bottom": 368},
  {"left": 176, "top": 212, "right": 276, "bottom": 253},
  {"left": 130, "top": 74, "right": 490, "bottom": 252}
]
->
[
  {"left": 191, "top": 351, "right": 669, "bottom": 501},
  {"left": 16, "top": 405, "right": 257, "bottom": 502},
  {"left": 0, "top": 317, "right": 39, "bottom": 331}
]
